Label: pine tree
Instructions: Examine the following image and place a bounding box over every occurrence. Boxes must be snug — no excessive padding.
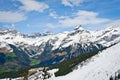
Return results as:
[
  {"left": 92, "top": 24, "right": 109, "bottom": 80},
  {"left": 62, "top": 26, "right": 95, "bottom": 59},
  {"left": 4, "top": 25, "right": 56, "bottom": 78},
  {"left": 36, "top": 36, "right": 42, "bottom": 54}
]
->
[{"left": 109, "top": 76, "right": 113, "bottom": 80}]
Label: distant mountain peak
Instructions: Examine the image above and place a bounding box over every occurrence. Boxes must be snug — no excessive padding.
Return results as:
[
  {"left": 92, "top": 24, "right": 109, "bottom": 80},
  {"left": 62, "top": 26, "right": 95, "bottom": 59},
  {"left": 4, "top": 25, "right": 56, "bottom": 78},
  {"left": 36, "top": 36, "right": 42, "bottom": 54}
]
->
[
  {"left": 0, "top": 28, "right": 18, "bottom": 35},
  {"left": 43, "top": 31, "right": 54, "bottom": 36},
  {"left": 74, "top": 25, "right": 84, "bottom": 31},
  {"left": 104, "top": 25, "right": 120, "bottom": 31}
]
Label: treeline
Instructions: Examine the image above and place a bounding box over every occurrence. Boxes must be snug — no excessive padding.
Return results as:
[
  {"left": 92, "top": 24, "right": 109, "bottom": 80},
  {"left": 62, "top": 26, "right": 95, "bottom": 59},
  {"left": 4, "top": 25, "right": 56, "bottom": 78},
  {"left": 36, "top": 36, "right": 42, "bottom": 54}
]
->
[
  {"left": 0, "top": 67, "right": 29, "bottom": 79},
  {"left": 48, "top": 51, "right": 98, "bottom": 77},
  {"left": 109, "top": 71, "right": 120, "bottom": 80}
]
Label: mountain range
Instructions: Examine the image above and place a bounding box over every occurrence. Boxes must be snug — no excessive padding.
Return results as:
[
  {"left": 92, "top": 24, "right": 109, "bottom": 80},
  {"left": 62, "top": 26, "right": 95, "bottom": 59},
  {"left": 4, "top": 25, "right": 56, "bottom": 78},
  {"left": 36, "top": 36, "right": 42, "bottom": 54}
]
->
[{"left": 0, "top": 25, "right": 120, "bottom": 71}]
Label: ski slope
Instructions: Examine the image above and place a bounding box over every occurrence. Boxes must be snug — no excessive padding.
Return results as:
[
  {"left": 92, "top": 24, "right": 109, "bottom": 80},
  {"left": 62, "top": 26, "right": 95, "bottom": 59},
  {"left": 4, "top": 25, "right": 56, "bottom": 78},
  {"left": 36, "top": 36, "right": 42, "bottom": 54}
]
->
[{"left": 47, "top": 42, "right": 120, "bottom": 80}]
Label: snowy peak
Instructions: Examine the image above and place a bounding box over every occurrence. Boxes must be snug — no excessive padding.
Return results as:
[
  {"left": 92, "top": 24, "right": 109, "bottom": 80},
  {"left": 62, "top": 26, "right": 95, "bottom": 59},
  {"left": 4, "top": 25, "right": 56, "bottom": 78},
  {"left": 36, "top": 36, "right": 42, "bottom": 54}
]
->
[
  {"left": 74, "top": 25, "right": 84, "bottom": 31},
  {"left": 27, "top": 31, "right": 53, "bottom": 38},
  {"left": 27, "top": 32, "right": 42, "bottom": 38},
  {"left": 93, "top": 26, "right": 120, "bottom": 46},
  {"left": 0, "top": 29, "right": 18, "bottom": 35}
]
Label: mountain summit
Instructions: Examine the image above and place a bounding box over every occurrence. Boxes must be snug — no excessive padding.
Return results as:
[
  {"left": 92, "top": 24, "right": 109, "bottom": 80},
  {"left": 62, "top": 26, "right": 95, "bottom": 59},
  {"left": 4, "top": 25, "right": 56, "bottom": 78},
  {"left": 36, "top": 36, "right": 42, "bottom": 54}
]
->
[{"left": 74, "top": 25, "right": 84, "bottom": 31}]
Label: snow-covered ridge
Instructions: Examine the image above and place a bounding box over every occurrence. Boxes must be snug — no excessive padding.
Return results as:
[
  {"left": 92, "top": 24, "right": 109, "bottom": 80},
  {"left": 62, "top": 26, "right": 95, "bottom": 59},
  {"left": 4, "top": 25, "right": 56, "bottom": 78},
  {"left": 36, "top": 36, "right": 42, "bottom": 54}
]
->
[
  {"left": 0, "top": 29, "right": 54, "bottom": 48},
  {"left": 47, "top": 42, "right": 120, "bottom": 80},
  {"left": 0, "top": 25, "right": 120, "bottom": 55},
  {"left": 93, "top": 26, "right": 120, "bottom": 46}
]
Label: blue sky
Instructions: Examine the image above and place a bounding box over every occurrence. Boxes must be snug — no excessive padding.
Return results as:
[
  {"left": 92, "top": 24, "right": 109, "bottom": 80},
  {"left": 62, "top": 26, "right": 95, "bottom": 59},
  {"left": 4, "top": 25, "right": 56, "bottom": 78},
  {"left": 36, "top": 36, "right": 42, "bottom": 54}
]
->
[{"left": 0, "top": 0, "right": 120, "bottom": 34}]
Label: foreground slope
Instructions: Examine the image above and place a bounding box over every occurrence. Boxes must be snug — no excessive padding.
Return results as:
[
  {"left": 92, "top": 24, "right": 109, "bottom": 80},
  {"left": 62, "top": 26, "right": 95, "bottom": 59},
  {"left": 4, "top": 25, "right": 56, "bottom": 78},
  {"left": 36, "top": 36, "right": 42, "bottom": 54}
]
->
[{"left": 48, "top": 42, "right": 120, "bottom": 80}]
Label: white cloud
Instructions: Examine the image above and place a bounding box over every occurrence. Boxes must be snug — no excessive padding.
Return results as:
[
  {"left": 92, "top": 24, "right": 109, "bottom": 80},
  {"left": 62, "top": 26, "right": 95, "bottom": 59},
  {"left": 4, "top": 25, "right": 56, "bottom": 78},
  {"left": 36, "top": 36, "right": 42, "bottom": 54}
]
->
[
  {"left": 59, "top": 10, "right": 110, "bottom": 27},
  {"left": 49, "top": 10, "right": 68, "bottom": 19},
  {"left": 0, "top": 11, "right": 26, "bottom": 23},
  {"left": 49, "top": 11, "right": 58, "bottom": 19},
  {"left": 46, "top": 23, "right": 56, "bottom": 28},
  {"left": 18, "top": 0, "right": 49, "bottom": 12},
  {"left": 105, "top": 19, "right": 120, "bottom": 27},
  {"left": 61, "top": 0, "right": 84, "bottom": 7}
]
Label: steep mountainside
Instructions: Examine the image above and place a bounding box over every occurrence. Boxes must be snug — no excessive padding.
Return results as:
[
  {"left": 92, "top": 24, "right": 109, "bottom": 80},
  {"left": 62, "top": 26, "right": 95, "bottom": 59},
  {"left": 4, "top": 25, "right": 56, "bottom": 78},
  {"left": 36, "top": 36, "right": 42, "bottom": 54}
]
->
[{"left": 47, "top": 42, "right": 120, "bottom": 80}]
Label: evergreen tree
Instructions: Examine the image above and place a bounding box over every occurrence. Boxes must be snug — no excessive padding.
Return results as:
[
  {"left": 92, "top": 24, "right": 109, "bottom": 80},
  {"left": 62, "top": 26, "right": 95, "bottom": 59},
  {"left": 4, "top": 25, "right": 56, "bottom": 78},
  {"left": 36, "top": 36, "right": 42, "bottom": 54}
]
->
[{"left": 109, "top": 76, "right": 113, "bottom": 80}]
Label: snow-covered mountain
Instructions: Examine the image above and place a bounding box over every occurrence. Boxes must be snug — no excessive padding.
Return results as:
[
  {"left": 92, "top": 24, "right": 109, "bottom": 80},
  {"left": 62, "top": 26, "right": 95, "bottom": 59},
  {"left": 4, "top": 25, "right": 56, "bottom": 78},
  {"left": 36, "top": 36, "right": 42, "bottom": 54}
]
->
[
  {"left": 47, "top": 42, "right": 120, "bottom": 80},
  {"left": 93, "top": 26, "right": 120, "bottom": 46},
  {"left": 0, "top": 25, "right": 120, "bottom": 67},
  {"left": 0, "top": 25, "right": 120, "bottom": 50}
]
